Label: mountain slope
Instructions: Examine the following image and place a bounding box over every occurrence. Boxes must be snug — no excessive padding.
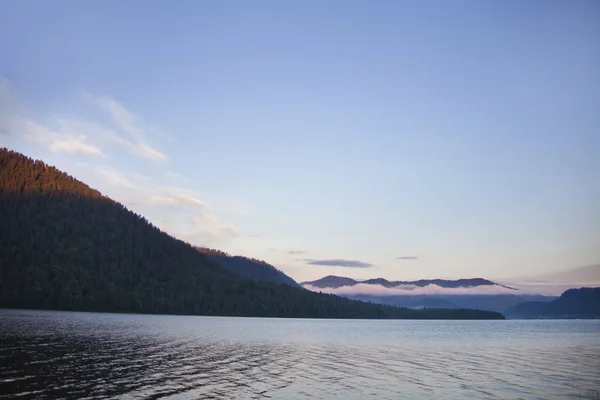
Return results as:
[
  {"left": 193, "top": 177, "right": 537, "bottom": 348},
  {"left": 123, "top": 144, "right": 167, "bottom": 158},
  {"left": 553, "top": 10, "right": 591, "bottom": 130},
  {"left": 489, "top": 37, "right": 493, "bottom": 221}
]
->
[
  {"left": 195, "top": 247, "right": 299, "bottom": 287},
  {"left": 506, "top": 287, "right": 600, "bottom": 318},
  {"left": 0, "top": 148, "right": 503, "bottom": 319}
]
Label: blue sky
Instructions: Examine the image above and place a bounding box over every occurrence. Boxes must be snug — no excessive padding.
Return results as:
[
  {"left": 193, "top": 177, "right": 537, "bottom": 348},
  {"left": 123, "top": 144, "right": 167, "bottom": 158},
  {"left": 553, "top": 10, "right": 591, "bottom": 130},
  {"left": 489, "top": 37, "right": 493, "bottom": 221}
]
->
[{"left": 1, "top": 0, "right": 599, "bottom": 283}]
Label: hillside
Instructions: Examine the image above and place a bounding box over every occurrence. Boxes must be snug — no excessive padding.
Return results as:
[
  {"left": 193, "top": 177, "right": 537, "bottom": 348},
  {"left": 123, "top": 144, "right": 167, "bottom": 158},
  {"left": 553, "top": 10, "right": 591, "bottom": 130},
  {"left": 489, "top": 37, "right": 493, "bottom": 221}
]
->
[
  {"left": 506, "top": 287, "right": 600, "bottom": 319},
  {"left": 195, "top": 247, "right": 299, "bottom": 287},
  {"left": 0, "top": 149, "right": 503, "bottom": 319}
]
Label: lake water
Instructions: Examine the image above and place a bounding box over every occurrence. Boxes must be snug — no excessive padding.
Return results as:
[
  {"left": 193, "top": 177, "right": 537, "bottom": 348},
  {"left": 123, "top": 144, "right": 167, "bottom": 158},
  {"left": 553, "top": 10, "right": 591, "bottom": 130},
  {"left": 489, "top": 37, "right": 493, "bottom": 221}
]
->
[{"left": 1, "top": 310, "right": 599, "bottom": 399}]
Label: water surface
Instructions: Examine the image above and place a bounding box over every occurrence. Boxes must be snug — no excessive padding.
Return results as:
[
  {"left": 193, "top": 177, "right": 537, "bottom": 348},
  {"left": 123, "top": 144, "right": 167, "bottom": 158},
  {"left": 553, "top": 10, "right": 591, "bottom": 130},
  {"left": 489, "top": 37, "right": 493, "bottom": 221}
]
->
[{"left": 1, "top": 309, "right": 599, "bottom": 399}]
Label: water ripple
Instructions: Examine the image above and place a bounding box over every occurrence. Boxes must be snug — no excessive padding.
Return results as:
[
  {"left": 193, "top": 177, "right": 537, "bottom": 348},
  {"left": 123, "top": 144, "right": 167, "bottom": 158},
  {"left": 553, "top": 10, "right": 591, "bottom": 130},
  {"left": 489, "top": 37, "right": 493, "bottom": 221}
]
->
[{"left": 1, "top": 311, "right": 599, "bottom": 399}]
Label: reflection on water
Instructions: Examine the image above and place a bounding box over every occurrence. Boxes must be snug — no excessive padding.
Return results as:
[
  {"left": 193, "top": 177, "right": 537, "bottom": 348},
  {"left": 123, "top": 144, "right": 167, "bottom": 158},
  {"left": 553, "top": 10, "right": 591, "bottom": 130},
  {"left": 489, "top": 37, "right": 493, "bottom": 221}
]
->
[{"left": 1, "top": 310, "right": 599, "bottom": 399}]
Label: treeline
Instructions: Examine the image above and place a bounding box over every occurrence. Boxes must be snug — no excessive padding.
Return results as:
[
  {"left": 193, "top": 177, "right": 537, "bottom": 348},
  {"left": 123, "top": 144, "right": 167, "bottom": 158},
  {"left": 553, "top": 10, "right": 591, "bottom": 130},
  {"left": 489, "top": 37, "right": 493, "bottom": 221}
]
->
[{"left": 0, "top": 148, "right": 503, "bottom": 319}]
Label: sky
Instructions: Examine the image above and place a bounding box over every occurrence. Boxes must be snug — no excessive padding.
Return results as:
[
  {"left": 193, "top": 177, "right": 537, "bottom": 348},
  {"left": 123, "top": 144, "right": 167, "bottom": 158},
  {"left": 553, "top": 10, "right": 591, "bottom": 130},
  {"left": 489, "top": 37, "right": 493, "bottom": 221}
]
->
[{"left": 1, "top": 0, "right": 599, "bottom": 283}]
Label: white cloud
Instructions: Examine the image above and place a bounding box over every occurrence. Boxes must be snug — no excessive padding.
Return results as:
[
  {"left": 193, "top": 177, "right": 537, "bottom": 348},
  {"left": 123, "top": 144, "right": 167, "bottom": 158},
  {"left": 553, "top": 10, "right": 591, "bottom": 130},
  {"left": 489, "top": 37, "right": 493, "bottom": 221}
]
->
[
  {"left": 2, "top": 78, "right": 166, "bottom": 164},
  {"left": 8, "top": 116, "right": 105, "bottom": 157},
  {"left": 49, "top": 136, "right": 105, "bottom": 156},
  {"left": 188, "top": 210, "right": 240, "bottom": 242},
  {"left": 160, "top": 209, "right": 240, "bottom": 247},
  {"left": 302, "top": 283, "right": 521, "bottom": 296},
  {"left": 149, "top": 187, "right": 214, "bottom": 209},
  {"left": 497, "top": 280, "right": 599, "bottom": 296},
  {"left": 94, "top": 167, "right": 137, "bottom": 189},
  {"left": 0, "top": 81, "right": 104, "bottom": 156},
  {"left": 150, "top": 193, "right": 210, "bottom": 208},
  {"left": 84, "top": 93, "right": 167, "bottom": 163}
]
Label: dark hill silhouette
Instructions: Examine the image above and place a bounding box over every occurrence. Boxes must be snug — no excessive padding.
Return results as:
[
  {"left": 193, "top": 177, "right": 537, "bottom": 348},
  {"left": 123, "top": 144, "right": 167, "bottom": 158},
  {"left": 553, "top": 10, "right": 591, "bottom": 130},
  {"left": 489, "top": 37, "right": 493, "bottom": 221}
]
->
[
  {"left": 0, "top": 148, "right": 503, "bottom": 319},
  {"left": 194, "top": 247, "right": 299, "bottom": 287},
  {"left": 506, "top": 287, "right": 600, "bottom": 318}
]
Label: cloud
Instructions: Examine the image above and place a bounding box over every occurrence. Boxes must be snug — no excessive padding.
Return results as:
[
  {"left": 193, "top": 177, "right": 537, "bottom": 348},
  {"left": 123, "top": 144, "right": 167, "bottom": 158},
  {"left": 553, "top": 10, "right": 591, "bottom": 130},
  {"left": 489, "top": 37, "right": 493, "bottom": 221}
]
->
[
  {"left": 289, "top": 250, "right": 306, "bottom": 255},
  {"left": 397, "top": 256, "right": 418, "bottom": 260},
  {"left": 49, "top": 136, "right": 105, "bottom": 156},
  {"left": 94, "top": 167, "right": 137, "bottom": 188},
  {"left": 2, "top": 78, "right": 165, "bottom": 163},
  {"left": 9, "top": 117, "right": 105, "bottom": 157},
  {"left": 0, "top": 81, "right": 104, "bottom": 157},
  {"left": 85, "top": 94, "right": 167, "bottom": 163},
  {"left": 306, "top": 259, "right": 373, "bottom": 268},
  {"left": 150, "top": 192, "right": 210, "bottom": 208},
  {"left": 497, "top": 280, "right": 599, "bottom": 296},
  {"left": 180, "top": 210, "right": 240, "bottom": 247},
  {"left": 303, "top": 283, "right": 519, "bottom": 296}
]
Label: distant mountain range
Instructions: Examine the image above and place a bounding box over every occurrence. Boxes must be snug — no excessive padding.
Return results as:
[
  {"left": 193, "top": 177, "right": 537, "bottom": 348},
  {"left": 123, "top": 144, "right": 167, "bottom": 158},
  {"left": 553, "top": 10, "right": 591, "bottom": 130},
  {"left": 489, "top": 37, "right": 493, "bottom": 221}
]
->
[
  {"left": 301, "top": 275, "right": 515, "bottom": 290},
  {"left": 301, "top": 274, "right": 600, "bottom": 317},
  {"left": 300, "top": 275, "right": 557, "bottom": 313}
]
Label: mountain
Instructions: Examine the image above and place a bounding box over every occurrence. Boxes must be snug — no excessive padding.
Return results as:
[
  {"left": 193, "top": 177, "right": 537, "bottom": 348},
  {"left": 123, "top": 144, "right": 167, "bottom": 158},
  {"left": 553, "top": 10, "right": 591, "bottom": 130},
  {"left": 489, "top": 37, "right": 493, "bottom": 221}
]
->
[
  {"left": 506, "top": 287, "right": 600, "bottom": 319},
  {"left": 0, "top": 148, "right": 503, "bottom": 319},
  {"left": 301, "top": 275, "right": 515, "bottom": 290},
  {"left": 194, "top": 247, "right": 299, "bottom": 287},
  {"left": 301, "top": 275, "right": 556, "bottom": 313}
]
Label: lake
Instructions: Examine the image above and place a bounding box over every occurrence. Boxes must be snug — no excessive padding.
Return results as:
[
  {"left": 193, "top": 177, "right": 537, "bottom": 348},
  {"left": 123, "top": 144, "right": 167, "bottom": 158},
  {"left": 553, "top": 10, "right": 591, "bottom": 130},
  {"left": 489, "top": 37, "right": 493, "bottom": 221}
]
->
[{"left": 1, "top": 309, "right": 599, "bottom": 399}]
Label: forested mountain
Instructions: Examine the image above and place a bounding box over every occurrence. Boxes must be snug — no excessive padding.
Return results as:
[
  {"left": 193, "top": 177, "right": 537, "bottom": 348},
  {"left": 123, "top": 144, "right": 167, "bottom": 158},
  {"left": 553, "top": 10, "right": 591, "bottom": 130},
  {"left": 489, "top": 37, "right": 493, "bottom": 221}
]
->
[
  {"left": 0, "top": 148, "right": 503, "bottom": 319},
  {"left": 194, "top": 247, "right": 299, "bottom": 287},
  {"left": 506, "top": 287, "right": 600, "bottom": 319}
]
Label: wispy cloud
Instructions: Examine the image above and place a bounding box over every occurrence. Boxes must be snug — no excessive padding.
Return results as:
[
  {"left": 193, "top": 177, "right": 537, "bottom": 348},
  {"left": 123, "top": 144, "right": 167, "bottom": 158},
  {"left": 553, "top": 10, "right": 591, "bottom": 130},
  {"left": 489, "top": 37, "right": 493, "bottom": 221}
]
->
[
  {"left": 397, "top": 256, "right": 418, "bottom": 260},
  {"left": 49, "top": 136, "right": 105, "bottom": 156},
  {"left": 94, "top": 167, "right": 137, "bottom": 189},
  {"left": 160, "top": 210, "right": 240, "bottom": 247},
  {"left": 289, "top": 250, "right": 306, "bottom": 255},
  {"left": 306, "top": 259, "right": 373, "bottom": 268},
  {"left": 84, "top": 93, "right": 167, "bottom": 163},
  {"left": 1, "top": 79, "right": 168, "bottom": 163},
  {"left": 11, "top": 117, "right": 105, "bottom": 157},
  {"left": 70, "top": 163, "right": 240, "bottom": 247},
  {"left": 150, "top": 192, "right": 210, "bottom": 208}
]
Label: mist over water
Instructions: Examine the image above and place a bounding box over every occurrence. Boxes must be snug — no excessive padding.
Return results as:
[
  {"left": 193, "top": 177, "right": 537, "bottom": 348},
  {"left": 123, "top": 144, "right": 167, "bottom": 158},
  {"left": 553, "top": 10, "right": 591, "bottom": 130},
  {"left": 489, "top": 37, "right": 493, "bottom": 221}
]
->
[{"left": 1, "top": 310, "right": 599, "bottom": 399}]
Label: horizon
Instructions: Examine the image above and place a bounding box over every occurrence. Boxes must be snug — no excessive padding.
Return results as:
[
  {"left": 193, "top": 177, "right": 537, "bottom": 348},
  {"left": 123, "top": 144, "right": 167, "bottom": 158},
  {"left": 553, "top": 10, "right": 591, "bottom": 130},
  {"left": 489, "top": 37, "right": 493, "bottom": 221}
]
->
[{"left": 1, "top": 1, "right": 599, "bottom": 284}]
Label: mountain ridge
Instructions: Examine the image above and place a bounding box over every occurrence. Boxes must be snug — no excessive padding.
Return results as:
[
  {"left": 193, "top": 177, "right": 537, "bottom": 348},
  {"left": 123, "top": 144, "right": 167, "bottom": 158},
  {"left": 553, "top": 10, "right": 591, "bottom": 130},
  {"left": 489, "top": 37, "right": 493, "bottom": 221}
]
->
[
  {"left": 302, "top": 275, "right": 516, "bottom": 290},
  {"left": 0, "top": 148, "right": 503, "bottom": 319}
]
